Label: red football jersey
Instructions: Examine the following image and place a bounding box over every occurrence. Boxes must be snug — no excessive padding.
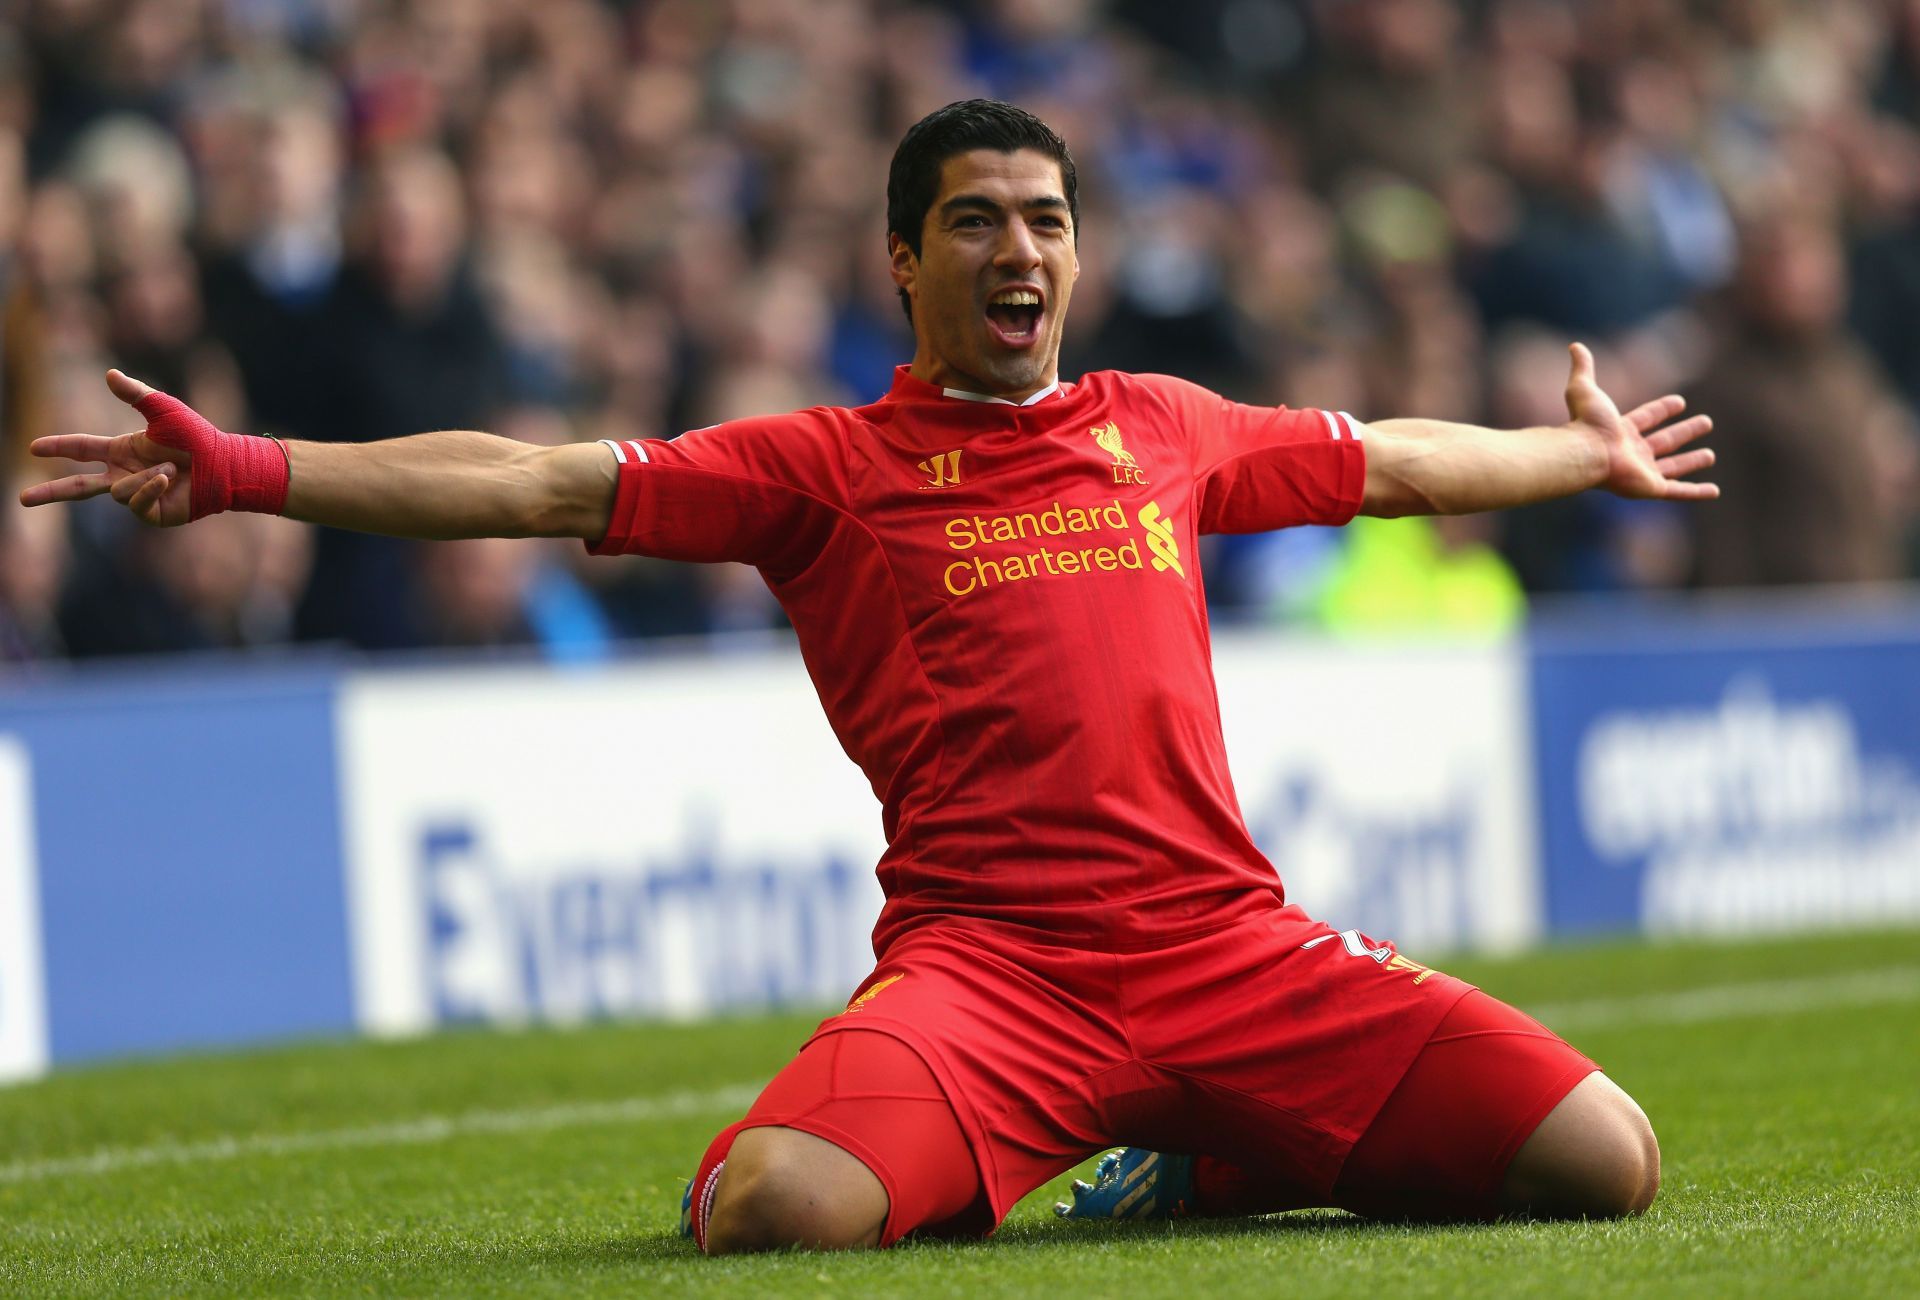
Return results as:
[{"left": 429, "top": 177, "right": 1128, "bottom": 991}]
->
[{"left": 591, "top": 367, "right": 1367, "bottom": 954}]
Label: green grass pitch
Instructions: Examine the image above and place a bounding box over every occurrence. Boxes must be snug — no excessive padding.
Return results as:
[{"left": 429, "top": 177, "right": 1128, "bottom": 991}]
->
[{"left": 2, "top": 929, "right": 1916, "bottom": 1298}]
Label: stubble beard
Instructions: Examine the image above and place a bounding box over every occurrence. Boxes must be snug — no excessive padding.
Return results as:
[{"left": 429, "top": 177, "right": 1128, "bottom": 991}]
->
[
  {"left": 972, "top": 312, "right": 1063, "bottom": 395},
  {"left": 980, "top": 348, "right": 1050, "bottom": 392}
]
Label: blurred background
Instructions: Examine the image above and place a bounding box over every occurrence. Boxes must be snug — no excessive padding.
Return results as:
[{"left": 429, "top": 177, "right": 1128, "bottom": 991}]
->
[
  {"left": 3, "top": 0, "right": 1920, "bottom": 1082},
  {"left": 4, "top": 0, "right": 1920, "bottom": 660}
]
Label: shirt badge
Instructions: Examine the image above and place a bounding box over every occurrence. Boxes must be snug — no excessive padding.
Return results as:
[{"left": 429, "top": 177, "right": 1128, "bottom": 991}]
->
[
  {"left": 1092, "top": 422, "right": 1148, "bottom": 485},
  {"left": 918, "top": 449, "right": 963, "bottom": 489}
]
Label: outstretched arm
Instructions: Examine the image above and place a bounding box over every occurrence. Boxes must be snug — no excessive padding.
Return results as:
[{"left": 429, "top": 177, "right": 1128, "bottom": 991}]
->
[
  {"left": 1360, "top": 343, "right": 1717, "bottom": 517},
  {"left": 19, "top": 371, "right": 618, "bottom": 541}
]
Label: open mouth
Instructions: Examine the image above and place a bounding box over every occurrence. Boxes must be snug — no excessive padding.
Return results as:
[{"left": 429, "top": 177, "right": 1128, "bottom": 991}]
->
[{"left": 985, "top": 289, "right": 1044, "bottom": 348}]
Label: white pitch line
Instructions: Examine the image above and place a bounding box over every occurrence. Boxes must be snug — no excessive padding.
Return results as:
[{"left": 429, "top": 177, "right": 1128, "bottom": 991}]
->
[
  {"left": 1525, "top": 965, "right": 1920, "bottom": 1031},
  {"left": 4, "top": 967, "right": 1917, "bottom": 1187},
  {"left": 0, "top": 1081, "right": 763, "bottom": 1187}
]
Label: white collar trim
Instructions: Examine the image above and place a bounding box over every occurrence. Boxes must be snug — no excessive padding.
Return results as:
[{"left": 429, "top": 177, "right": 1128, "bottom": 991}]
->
[{"left": 940, "top": 380, "right": 1061, "bottom": 406}]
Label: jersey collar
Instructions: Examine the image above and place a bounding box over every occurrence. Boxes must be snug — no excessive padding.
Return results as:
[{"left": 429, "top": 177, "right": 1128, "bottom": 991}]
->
[{"left": 888, "top": 366, "right": 1064, "bottom": 406}]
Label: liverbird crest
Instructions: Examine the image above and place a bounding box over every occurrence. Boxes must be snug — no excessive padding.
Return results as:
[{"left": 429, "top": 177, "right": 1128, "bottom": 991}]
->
[{"left": 1090, "top": 422, "right": 1138, "bottom": 467}]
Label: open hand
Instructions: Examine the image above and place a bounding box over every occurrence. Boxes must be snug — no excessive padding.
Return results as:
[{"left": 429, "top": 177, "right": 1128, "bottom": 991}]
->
[
  {"left": 17, "top": 371, "right": 193, "bottom": 526},
  {"left": 1565, "top": 343, "right": 1718, "bottom": 501}
]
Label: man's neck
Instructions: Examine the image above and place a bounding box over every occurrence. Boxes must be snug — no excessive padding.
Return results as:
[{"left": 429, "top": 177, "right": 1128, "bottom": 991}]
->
[{"left": 908, "top": 354, "right": 1058, "bottom": 405}]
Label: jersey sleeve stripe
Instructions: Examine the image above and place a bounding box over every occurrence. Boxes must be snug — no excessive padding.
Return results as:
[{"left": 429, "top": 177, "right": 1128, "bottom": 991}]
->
[
  {"left": 1337, "top": 411, "right": 1364, "bottom": 440},
  {"left": 598, "top": 438, "right": 654, "bottom": 465},
  {"left": 1317, "top": 409, "right": 1344, "bottom": 440}
]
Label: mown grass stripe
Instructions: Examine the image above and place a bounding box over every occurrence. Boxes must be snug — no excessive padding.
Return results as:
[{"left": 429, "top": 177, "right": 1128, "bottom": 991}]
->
[
  {"left": 4, "top": 967, "right": 1916, "bottom": 1188},
  {"left": 1528, "top": 965, "right": 1920, "bottom": 1030},
  {"left": 0, "top": 1082, "right": 762, "bottom": 1186}
]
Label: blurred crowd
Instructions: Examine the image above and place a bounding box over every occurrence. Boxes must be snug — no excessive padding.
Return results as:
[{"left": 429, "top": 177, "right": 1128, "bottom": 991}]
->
[{"left": 3, "top": 0, "right": 1920, "bottom": 666}]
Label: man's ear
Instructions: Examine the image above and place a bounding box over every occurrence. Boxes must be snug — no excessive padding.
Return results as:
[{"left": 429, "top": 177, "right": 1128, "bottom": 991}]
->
[{"left": 888, "top": 232, "right": 917, "bottom": 297}]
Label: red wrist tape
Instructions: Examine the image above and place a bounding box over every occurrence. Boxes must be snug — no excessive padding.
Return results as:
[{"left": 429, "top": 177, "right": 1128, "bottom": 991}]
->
[{"left": 134, "top": 392, "right": 290, "bottom": 520}]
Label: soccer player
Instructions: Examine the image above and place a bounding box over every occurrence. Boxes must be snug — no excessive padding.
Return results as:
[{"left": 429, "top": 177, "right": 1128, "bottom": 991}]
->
[{"left": 23, "top": 100, "right": 1714, "bottom": 1252}]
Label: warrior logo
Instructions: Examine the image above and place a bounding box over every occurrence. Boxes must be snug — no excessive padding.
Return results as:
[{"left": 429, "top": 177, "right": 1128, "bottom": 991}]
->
[
  {"left": 1091, "top": 423, "right": 1148, "bottom": 485},
  {"left": 918, "top": 450, "right": 963, "bottom": 489}
]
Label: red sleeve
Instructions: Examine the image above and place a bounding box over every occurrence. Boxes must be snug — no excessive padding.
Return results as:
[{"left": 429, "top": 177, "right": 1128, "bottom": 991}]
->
[
  {"left": 584, "top": 410, "right": 847, "bottom": 578},
  {"left": 1129, "top": 373, "right": 1367, "bottom": 534}
]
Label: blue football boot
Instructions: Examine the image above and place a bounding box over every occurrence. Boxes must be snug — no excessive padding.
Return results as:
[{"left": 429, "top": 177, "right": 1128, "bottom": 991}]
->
[
  {"left": 680, "top": 1179, "right": 695, "bottom": 1239},
  {"left": 1054, "top": 1148, "right": 1195, "bottom": 1220}
]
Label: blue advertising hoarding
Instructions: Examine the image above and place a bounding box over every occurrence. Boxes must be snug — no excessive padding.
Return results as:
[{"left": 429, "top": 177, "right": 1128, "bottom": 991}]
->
[
  {"left": 0, "top": 663, "right": 355, "bottom": 1066},
  {"left": 5, "top": 600, "right": 1920, "bottom": 1082},
  {"left": 1529, "top": 605, "right": 1920, "bottom": 939}
]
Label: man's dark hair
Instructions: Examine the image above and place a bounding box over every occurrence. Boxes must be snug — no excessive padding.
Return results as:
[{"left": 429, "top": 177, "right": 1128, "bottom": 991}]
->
[{"left": 886, "top": 99, "right": 1079, "bottom": 322}]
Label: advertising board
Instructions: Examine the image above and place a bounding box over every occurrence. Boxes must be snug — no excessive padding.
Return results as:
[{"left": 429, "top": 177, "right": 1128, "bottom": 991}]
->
[
  {"left": 338, "top": 656, "right": 889, "bottom": 1034},
  {"left": 1213, "top": 632, "right": 1541, "bottom": 954},
  {"left": 0, "top": 736, "right": 48, "bottom": 1083},
  {"left": 1532, "top": 618, "right": 1920, "bottom": 937}
]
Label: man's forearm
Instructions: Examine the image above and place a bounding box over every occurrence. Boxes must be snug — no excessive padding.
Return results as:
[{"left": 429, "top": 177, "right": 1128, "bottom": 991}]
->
[
  {"left": 1361, "top": 418, "right": 1610, "bottom": 517},
  {"left": 282, "top": 432, "right": 618, "bottom": 540}
]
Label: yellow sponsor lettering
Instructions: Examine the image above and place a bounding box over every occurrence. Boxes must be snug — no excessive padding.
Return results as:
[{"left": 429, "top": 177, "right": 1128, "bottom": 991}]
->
[
  {"left": 939, "top": 498, "right": 1156, "bottom": 597},
  {"left": 947, "top": 498, "right": 1130, "bottom": 551},
  {"left": 1137, "top": 502, "right": 1184, "bottom": 578}
]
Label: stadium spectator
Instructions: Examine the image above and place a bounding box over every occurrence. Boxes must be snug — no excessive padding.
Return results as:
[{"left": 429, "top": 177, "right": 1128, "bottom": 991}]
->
[
  {"left": 1689, "top": 209, "right": 1918, "bottom": 587},
  {"left": 59, "top": 509, "right": 311, "bottom": 657},
  {"left": 295, "top": 145, "right": 509, "bottom": 650},
  {"left": 2, "top": 125, "right": 54, "bottom": 482},
  {"left": 0, "top": 488, "right": 67, "bottom": 663},
  {"left": 196, "top": 69, "right": 349, "bottom": 441},
  {"left": 1303, "top": 0, "right": 1478, "bottom": 192}
]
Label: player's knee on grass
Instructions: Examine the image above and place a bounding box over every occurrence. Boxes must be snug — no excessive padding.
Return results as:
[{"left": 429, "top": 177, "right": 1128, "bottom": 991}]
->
[
  {"left": 703, "top": 1126, "right": 890, "bottom": 1253},
  {"left": 1503, "top": 1073, "right": 1660, "bottom": 1219}
]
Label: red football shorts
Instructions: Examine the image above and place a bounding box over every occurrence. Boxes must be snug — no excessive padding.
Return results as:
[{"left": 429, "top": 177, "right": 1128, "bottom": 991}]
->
[
  {"left": 694, "top": 905, "right": 1597, "bottom": 1245},
  {"left": 1193, "top": 986, "right": 1599, "bottom": 1220}
]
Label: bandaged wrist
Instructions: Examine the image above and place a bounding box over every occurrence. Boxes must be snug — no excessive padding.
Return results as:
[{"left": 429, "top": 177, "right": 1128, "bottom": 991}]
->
[{"left": 134, "top": 392, "right": 291, "bottom": 520}]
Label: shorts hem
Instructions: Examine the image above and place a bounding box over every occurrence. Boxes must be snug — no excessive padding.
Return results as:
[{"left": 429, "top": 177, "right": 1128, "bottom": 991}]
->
[
  {"left": 736, "top": 1113, "right": 916, "bottom": 1247},
  {"left": 1484, "top": 1059, "right": 1602, "bottom": 1202},
  {"left": 800, "top": 1017, "right": 1003, "bottom": 1236}
]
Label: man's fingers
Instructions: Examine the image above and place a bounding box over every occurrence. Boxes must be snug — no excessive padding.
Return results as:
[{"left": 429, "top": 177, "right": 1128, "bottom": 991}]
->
[
  {"left": 1645, "top": 414, "right": 1713, "bottom": 454},
  {"left": 1660, "top": 479, "right": 1720, "bottom": 501},
  {"left": 1566, "top": 341, "right": 1596, "bottom": 390},
  {"left": 1657, "top": 448, "right": 1715, "bottom": 479},
  {"left": 27, "top": 433, "right": 118, "bottom": 463},
  {"left": 18, "top": 473, "right": 112, "bottom": 507},
  {"left": 104, "top": 368, "right": 158, "bottom": 407},
  {"left": 1625, "top": 394, "right": 1684, "bottom": 433},
  {"left": 128, "top": 468, "right": 174, "bottom": 523},
  {"left": 110, "top": 463, "right": 171, "bottom": 505}
]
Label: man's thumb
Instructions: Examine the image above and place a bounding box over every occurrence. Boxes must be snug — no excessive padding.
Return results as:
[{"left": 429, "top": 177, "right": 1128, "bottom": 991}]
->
[{"left": 105, "top": 369, "right": 158, "bottom": 407}]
